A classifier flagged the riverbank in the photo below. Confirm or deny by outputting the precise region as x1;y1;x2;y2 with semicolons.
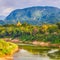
32;41;60;48
0;47;18;60
0;48;18;60
0;39;19;60
3;38;60;48
0;56;13;60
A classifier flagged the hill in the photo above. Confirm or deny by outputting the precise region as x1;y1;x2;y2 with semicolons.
0;20;5;25
5;6;60;25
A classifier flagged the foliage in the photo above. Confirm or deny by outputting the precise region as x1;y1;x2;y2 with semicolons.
0;22;60;44
0;39;18;57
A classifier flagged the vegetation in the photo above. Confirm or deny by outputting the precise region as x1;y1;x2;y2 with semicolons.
0;22;60;44
19;44;51;55
0;39;18;57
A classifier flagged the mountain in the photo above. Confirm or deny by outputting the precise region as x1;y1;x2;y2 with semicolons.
0;20;5;25
5;6;60;25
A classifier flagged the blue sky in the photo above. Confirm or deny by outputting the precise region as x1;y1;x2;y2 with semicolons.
0;0;60;16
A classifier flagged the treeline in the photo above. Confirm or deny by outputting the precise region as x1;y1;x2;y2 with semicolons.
0;22;60;43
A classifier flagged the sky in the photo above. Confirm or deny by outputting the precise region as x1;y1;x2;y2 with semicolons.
0;0;60;16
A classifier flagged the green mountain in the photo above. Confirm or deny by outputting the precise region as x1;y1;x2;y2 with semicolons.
5;6;60;25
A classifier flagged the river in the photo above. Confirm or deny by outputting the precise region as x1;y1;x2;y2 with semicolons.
13;44;60;60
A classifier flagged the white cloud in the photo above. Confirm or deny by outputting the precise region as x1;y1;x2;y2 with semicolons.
2;8;14;16
0;0;60;16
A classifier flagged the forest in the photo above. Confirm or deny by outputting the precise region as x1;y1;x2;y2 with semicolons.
0;22;60;44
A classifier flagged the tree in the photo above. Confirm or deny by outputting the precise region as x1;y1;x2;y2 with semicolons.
56;22;60;29
17;21;22;26
40;24;48;33
48;24;58;33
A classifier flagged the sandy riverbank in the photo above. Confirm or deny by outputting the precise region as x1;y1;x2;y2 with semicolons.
0;56;13;60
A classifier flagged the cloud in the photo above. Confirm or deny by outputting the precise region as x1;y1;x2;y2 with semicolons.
0;0;60;16
1;8;14;16
3;8;13;13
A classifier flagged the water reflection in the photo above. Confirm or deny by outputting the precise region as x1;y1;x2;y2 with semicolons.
48;50;60;60
14;49;50;60
13;45;60;60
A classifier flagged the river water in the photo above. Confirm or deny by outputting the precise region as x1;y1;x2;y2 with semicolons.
13;44;60;60
14;49;50;60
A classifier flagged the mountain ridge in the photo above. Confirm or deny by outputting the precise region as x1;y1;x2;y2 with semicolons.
4;6;60;25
